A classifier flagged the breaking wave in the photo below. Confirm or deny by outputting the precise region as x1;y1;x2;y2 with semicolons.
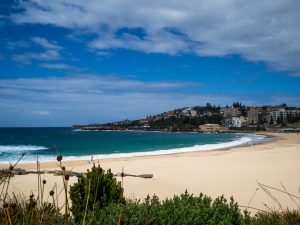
0;145;48;153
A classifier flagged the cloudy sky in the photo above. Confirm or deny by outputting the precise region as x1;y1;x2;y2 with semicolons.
0;0;300;127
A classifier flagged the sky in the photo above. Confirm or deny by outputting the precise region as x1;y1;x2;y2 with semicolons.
0;0;300;127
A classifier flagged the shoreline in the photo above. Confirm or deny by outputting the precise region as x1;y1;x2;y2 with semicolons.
0;132;267;165
2;132;300;214
0;132;275;169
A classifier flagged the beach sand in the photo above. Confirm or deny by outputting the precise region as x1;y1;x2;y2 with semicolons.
1;132;300;213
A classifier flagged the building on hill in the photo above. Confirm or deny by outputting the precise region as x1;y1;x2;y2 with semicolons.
222;107;240;118
260;110;272;124
224;116;244;127
247;107;261;124
199;124;222;132
271;108;287;124
190;109;197;117
178;108;197;118
286;107;299;116
138;119;149;124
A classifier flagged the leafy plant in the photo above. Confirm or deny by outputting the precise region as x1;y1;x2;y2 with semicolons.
70;164;125;223
86;191;251;225
250;210;300;225
0;194;64;225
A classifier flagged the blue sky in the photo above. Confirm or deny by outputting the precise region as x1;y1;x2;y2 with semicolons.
0;0;300;127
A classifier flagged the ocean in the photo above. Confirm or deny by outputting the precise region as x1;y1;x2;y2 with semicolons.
0;127;264;164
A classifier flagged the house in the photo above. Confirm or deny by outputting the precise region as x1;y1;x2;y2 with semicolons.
162;111;176;119
222;107;240;118
199;124;222;132
138;119;149;124
225;117;244;127
190;109;197;117
260;110;272;124
247;107;261;124
271;108;287;124
286;107;299;117
179;108;191;117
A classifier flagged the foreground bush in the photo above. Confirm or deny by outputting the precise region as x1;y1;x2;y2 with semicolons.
250;210;300;225
70;164;125;223
86;191;251;225
0;195;64;225
2;193;300;225
2;161;300;225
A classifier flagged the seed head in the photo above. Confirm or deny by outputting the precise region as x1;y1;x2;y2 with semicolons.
49;190;54;196
61;166;66;171
9;165;13;171
10;203;17;209
31;201;37;208
42;179;46;184
65;174;70;181
97;167;103;174
56;155;62;162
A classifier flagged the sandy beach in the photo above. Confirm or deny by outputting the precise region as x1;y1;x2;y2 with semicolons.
1;132;300;213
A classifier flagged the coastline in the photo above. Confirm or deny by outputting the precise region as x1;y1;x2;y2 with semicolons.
0;132;276;169
0;131;265;164
2;132;300;213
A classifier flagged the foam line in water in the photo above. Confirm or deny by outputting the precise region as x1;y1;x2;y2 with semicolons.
4;136;258;164
0;145;48;153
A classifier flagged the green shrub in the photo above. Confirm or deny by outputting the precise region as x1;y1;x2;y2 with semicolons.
69;164;125;223
0;195;63;225
85;191;250;225
250;210;300;225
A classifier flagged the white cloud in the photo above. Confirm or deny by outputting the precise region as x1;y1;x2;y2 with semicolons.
40;63;73;70
11;0;300;74
0;75;198;95
5;40;30;50
95;51;111;56
31;37;62;50
89;30;191;55
33;110;51;116
11;37;63;64
0;75;299;126
12;50;61;64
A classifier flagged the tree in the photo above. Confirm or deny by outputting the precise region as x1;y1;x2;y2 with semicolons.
206;102;212;109
241;106;247;117
232;102;242;108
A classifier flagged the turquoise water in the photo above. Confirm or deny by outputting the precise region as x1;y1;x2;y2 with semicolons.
0;127;258;163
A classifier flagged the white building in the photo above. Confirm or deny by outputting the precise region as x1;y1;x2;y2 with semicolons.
190;110;197;117
271;108;287;124
232;117;243;127
225;116;244;127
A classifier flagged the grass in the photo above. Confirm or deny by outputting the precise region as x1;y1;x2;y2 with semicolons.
1;152;300;224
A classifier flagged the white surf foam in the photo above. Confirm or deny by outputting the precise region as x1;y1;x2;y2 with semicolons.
0;145;48;153
1;134;267;164
3;135;259;164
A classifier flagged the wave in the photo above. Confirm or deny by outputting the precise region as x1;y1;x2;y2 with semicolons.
0;145;48;154
1;135;260;164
